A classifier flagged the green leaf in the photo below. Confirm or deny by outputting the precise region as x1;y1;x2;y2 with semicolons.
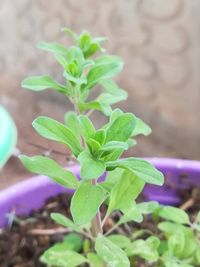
100;141;128;152
105;113;136;142
196;249;200;264
125;236;160;262
21;76;67;93
99;79;127;96
119;202;143;224
78;31;91;52
158;221;180;234
94;130;106;145
83;55;124;91
51;213;81;233
71;181;105;225
158;206;190;225
168;230;185;256
78;151;105;180
109;108;123;124
20;155;78;189
132;117;152;137
63;234;83;252
54;53;68;68
95;234;130;267
106;158;164;186
37;41;68;55
102;148;123;162
87;138;101;154
40;244;87;267
78;115;96;141
64;111;80;138
85;42;101;58
137;201;159;214
100;168;124;192
127;138;137;148
66;47;85;67
65;72;87;85
107;170;145;214
78;99;112;116
32;116;83;157
87;253;105;267
99;80;128;107
107;235;131;249
97;92;127;107
61;28;78;42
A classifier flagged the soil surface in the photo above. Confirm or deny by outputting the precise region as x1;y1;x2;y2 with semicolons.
0;179;199;267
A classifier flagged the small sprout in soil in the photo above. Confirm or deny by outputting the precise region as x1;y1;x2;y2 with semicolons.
20;29;200;267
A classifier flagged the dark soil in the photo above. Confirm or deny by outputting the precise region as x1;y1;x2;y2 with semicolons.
0;181;199;267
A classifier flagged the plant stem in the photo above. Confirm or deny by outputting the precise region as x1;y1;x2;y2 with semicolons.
73;86;80;115
101;212;109;228
90;211;102;237
105;222;121;236
90;179;103;237
72;87;103;237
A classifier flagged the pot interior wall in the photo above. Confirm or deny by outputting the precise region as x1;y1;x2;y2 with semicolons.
0;158;200;227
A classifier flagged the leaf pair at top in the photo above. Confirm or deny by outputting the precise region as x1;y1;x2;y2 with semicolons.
21;29;127;116
62;28;107;58
75;109;151;180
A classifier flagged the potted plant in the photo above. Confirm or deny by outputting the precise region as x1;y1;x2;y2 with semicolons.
0;29;200;267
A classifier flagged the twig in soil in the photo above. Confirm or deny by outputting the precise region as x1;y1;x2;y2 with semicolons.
27;227;71;235
105;220;126;236
27;227;94;241
180;198;194;211
123;223;132;235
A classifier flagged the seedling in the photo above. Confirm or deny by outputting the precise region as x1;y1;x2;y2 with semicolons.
20;29;200;267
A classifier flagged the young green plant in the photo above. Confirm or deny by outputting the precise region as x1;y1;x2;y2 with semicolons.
19;28;187;267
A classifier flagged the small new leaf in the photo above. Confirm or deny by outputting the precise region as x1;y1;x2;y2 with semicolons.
78;151;105;180
83;55;124;91
105;113;136;142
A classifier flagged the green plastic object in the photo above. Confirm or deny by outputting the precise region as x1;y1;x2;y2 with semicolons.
0;106;17;168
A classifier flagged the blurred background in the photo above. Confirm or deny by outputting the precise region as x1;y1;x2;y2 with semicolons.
0;0;200;189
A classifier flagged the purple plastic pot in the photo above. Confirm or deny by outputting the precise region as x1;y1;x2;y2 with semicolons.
0;158;200;227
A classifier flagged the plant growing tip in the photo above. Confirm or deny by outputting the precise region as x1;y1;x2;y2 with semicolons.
20;28;199;267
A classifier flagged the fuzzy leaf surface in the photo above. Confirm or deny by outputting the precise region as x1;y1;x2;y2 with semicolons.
78;151;105;180
106;158;164;186
71;181;105;225
21;76;67;93
33;116;83;157
20;155;78;189
95;234;130;267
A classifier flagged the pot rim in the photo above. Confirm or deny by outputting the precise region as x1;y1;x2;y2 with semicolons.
0;157;200;227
